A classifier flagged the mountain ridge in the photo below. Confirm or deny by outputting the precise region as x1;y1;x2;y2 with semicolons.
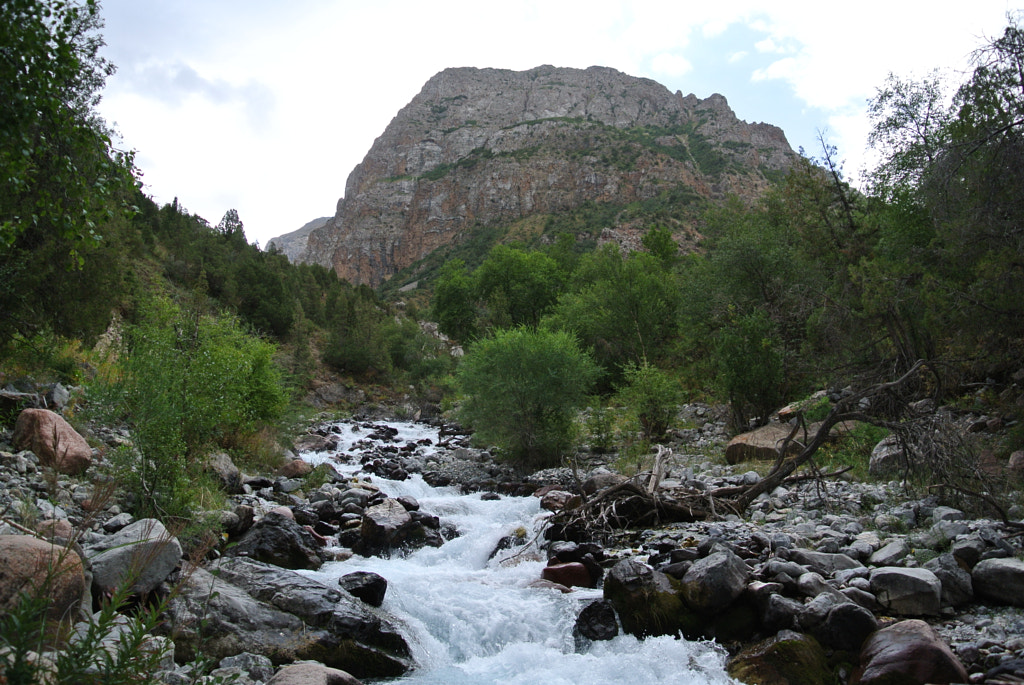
284;65;800;286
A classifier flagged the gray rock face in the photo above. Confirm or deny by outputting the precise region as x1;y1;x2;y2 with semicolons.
603;558;690;638
972;557;1024;607
680;550;750;613
226;511;324;570
923;553;974;608
300;65;798;286
87;518;182;595
869;567;942;616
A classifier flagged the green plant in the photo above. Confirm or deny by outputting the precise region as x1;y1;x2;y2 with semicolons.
88;298;287;526
456;327;600;468
583;399;616;454
615;362;682;443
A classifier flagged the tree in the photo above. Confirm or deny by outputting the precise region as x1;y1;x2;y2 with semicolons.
431;258;478;342
614;362;682;443
456;327;600;467
473;244;562;330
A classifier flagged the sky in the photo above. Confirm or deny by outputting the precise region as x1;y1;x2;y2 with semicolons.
95;0;1019;248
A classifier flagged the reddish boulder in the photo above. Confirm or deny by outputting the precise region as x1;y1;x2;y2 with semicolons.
278;458;314;479
542;562;595;589
0;535;86;621
12;408;92;474
852;619;968;685
265;662;364;685
725;423;799;465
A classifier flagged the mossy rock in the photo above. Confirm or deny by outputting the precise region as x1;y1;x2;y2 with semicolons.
727;630;835;685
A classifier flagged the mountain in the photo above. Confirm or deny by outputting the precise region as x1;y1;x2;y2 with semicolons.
266;216;330;262
298;65;799;286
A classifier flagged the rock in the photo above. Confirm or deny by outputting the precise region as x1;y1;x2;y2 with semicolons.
357;497;442;555
541;562;595;589
87;518;182;595
207;451;243;494
36;517;74;541
784;548;863;576
725;423;800;465
869;567;942;617
339;571;388;608
868;435;905;477
972;557;1024;607
219;653;275;682
226;511;324;570
851;619;968;685
0;535;85;621
581;471;627;496
869;539;909;566
574;599;619;642
1008;449;1024;473
727;630;832;685
102;512;134;533
603;558;694;638
951;535;987;569
539;489;577;512
265;662;363;685
279;459;314;479
12;408;92;474
923;553;974;608
810;601;878;652
679;550;750;613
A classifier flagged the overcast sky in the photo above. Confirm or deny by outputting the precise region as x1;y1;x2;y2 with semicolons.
96;1;1018;247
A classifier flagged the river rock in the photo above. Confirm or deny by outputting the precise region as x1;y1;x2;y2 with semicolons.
227;511;324;570
679;550;749;613
279;458;314;479
869;567;941;616
922;553;974;608
265;662;364;685
12;408;92;474
784;548;863;576
851;619;968;685
972;557;1024;607
868;539;909;566
339;571;388;607
574;599;619;642
87;518;182;595
0;535;85;621
604;558;694;638
727;630;832;685
868;435;905;477
206;451;243;494
542;562;595;589
810;600;878;652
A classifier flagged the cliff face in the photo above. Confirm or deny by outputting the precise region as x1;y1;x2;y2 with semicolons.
300;65;798;286
266;216;329;262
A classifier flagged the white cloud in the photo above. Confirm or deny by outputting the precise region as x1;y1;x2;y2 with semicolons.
651;53;694;77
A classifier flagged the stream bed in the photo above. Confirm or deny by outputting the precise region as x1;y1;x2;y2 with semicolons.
299;419;735;684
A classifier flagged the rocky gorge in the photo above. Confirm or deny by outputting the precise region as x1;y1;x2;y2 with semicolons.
1;385;1024;684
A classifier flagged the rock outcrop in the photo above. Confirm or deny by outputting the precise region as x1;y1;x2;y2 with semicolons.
298;65;798;286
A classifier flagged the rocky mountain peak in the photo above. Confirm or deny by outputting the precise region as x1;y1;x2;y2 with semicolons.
297;65;799;286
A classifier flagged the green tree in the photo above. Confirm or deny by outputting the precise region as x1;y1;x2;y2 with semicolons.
715;308;786;430
614;362;682;443
474;244;562;330
456;327;600;467
431;258;478;342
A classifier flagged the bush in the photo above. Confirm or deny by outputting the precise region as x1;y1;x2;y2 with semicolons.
456;327;600;468
90;298;287;525
615;362;682;443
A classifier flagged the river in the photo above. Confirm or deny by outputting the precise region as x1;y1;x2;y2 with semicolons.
299;419;735;684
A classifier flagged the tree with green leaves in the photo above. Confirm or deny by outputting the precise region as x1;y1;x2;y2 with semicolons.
473;244;562;330
456;327;600;467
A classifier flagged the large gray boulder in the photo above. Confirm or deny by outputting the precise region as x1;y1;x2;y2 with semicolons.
603;559;695;638
265;662;363;685
923;553;974;608
86;518;182;595
679;550;749;613
785;548;863;576
972;557;1024;607
226;511;324;570
869;567;941;616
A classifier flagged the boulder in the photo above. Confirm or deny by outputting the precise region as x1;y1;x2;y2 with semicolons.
725;423;799;465
574;599;618;642
727;631;832;685
868;539;909;566
809;601;878;653
12;408;92;474
542;562;595;589
972;557;1024;607
226;511;324;570
851;619;968;685
218;653;275;682
357;497;443;555
679;550;749;613
923;553;974;608
869;567;941;617
278;459;314;479
86;518;182;595
0;535;85;621
785;548;863;576
339;572;388;608
868;435;905;477
206;451;243;494
603;558;695;638
265;663;364;685
539;489;577;512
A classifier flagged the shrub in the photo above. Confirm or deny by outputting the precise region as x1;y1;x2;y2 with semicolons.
456;327;600;468
615;362;682;443
90;298;287;525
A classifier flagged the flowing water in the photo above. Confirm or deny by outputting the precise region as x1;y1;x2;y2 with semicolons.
299;420;735;684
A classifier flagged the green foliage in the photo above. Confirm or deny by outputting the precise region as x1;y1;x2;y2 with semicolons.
813;422;890;481
90;298;287;524
431;258;478;342
714;308;786;430
473;244;562;330
614;362;682;443
456;327;600;467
